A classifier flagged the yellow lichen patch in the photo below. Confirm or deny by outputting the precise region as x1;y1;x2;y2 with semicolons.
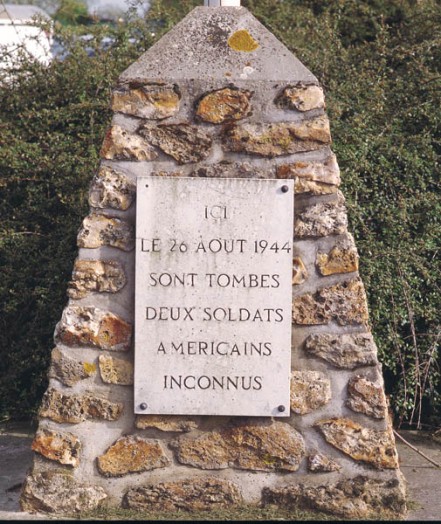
228;30;259;52
83;362;96;375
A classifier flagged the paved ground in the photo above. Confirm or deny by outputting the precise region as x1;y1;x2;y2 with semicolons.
0;421;440;521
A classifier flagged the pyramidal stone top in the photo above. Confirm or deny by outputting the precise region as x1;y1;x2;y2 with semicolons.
120;6;317;84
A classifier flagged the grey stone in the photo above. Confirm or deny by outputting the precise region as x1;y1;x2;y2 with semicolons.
347;375;388;419
290;371;331;414
295;192;347;238
48;347;96;387
77;213;135;251
89;165;136;211
67;259;126;299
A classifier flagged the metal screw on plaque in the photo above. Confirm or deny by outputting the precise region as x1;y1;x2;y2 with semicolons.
139;403;148;410
278;405;286;412
281;185;289;193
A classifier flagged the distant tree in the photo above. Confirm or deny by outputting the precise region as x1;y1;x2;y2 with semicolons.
54;0;92;25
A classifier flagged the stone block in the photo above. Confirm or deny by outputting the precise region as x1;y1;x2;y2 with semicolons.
135;415;199;432
89;165;135;211
294;192;347;238
196;87;251;123
39;388;123;424
100;125;158;161
97;436;169;477
171;421;305;472
138;123;212;164
290;370;331;414
48;347;96;387
307;453;341;472
98;354;133;385
222;116;331;157
111;83;180;119
32;428;81;467
315;418;399;469
292;257;307;285
347;376;387;419
292;278;369;326
20;471;107;514
294;179;337;195
55;306;132;351
277;84;325;112
191;161;271;179
262;475;406;519
316;235;359;276
276;153;340;185
77;213;135;252
304;332;378;369
123;477;242;511
67;260;126;299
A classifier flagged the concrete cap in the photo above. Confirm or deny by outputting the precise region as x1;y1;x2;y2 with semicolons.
119;6;317;84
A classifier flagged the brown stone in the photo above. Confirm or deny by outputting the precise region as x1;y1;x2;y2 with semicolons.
20;471;107;514
316;235;359;276
111;83;180;119
277;85;325;112
98;354;133;385
308;453;341;472
32;428;81;467
196;88;251;123
55;306;132;351
171;421;305;472
100;125;158;161
136;415;199;432
304;332;378;369
89;165;135;211
191;161;271;179
315;418;399;469
290;370;331;414
294;192;347;238
276;153;340;185
77;213;134;252
292;278;369;326
294;179;337;195
48;347;96;387
39;388;123;424
262;475;406;519
97;436;169;477
123;477;242;511
138;123;212;164
222;117;331;157
67;260;126;299
292;257;308;285
347;376;387;419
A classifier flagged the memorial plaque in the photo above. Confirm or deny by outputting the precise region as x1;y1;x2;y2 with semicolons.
134;177;294;416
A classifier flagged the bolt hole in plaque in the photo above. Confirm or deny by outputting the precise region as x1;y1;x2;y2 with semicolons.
135;178;294;417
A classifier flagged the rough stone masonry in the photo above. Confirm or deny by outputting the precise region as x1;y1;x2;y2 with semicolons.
20;6;407;519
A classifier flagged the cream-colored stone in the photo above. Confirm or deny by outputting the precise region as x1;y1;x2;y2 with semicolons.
111;84;180;119
77;213;134;251
196;88;251;123
39;388;123;424
278;85;325;112
67;260;126;299
135;415;199;432
55;306;132;351
294;178;337;195
100;125;157;161
138;123;212;164
290;370;331;414
292;278;369;326
316;235;359;276
292;256;308;285
347;376;387;419
98;354;133;385
32;428;81;467
304;332;378;368
97;436;169;477
295;192;347;238
171;421;305;472
315;418;399;469
89;165;135;211
123;477;242;511
48;347;96;387
222;116;331;157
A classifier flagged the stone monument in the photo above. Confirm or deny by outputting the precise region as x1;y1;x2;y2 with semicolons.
20;4;407;518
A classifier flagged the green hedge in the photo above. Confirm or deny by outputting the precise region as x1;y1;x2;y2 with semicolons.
0;0;439;427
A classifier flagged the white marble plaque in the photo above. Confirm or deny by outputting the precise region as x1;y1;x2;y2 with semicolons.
134;177;294;416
